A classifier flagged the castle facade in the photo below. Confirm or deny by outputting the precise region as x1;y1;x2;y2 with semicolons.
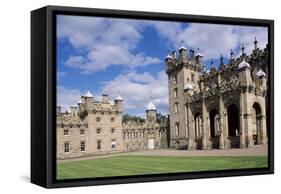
165;39;268;150
57;38;268;159
56;92;168;159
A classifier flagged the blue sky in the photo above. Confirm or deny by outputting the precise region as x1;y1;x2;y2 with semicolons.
57;15;268;117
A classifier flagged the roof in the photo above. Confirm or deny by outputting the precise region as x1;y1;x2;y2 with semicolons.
195;52;203;57
237;58;250;69
184;83;194;90
84;90;93;98
146;100;156;110
256;69;266;77
165;54;173;60
178;41;187;51
179;45;187;51
116;94;123;101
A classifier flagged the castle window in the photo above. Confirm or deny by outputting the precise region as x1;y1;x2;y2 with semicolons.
80;129;85;135
175;123;179;136
97;140;101;150
191;74;195;82
173;88;178;98
96;117;101;122
80;141;86;152
111;128;115;133
64;142;70;153
174;103;179;113
111;140;116;149
63;129;69;136
173;75;177;84
187;77;190;82
97;128;101;134
111;117;115;122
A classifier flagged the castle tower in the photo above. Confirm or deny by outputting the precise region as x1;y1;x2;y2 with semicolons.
146;98;157;122
166;42;203;149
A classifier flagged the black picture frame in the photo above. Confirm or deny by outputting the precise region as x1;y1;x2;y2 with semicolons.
31;5;274;188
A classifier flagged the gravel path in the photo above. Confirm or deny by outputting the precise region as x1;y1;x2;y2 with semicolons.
58;145;267;164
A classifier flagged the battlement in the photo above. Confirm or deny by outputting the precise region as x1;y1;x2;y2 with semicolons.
166;39;268;75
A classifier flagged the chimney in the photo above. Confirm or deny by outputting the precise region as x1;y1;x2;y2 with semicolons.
101;94;109;103
70;106;78;117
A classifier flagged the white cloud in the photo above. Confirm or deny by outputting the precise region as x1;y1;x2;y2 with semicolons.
57;86;82;111
58;15;161;73
150;22;268;61
101;71;169;116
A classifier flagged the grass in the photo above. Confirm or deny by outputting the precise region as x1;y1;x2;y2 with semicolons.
57;155;268;180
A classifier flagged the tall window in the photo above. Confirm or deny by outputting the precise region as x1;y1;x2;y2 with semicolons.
97;128;101;134
80;141;86;152
111;128;115;133
97;140;101;150
191;74;195;82
96;117;101;122
80;129;85;135
111;117;115;122
111;140;116;149
64;142;70;153
173;88;178;98
174;103;179;113
175;123;179;136
173;75;177;84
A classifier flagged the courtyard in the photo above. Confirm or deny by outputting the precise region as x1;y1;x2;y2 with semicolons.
57;145;268;180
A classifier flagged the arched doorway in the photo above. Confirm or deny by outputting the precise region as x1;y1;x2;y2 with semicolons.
227;104;240;148
252;102;262;145
194;113;202;149
209;109;219;149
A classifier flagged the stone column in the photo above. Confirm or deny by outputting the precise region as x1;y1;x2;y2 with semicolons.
239;90;246;148
218;93;226;149
224;111;230;148
187;102;196;150
260;115;267;144
244;89;254;147
202;98;211;149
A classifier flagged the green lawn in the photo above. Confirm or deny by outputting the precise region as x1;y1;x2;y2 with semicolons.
57;155;267;180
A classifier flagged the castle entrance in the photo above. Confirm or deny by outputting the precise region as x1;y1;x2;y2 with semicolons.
227;104;240;148
209;109;219;149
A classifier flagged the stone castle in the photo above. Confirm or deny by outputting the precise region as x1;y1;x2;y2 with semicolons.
57;38;268;159
165;38;268;150
56;92;168;159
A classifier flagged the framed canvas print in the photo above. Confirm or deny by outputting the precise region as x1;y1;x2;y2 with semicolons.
31;5;274;188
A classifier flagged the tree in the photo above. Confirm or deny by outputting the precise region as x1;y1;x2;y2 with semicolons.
122;113;145;123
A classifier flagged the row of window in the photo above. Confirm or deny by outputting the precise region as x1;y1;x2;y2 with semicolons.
63;141;86;153
96;117;115;122
173;74;195;84
63;128;117;136
64;129;85;136
123;131;162;140
97;128;116;134
63;140;116;153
